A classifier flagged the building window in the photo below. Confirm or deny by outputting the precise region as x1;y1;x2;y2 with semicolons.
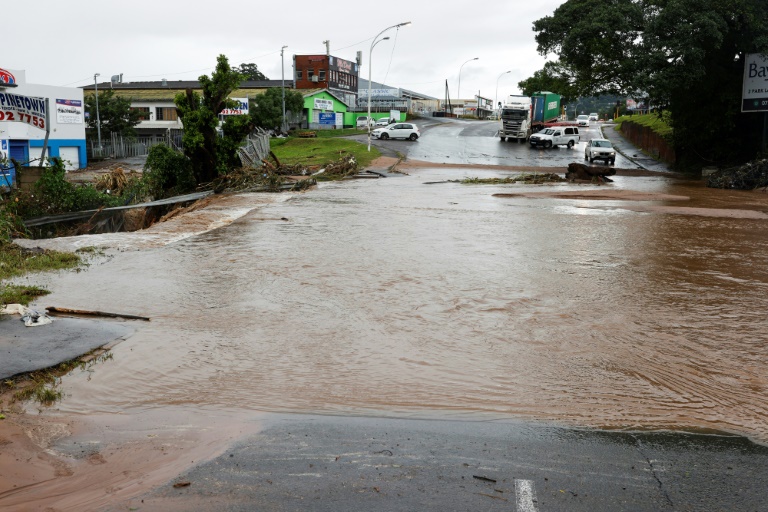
319;70;326;81
131;107;150;121
156;107;178;121
308;68;315;78
296;69;303;80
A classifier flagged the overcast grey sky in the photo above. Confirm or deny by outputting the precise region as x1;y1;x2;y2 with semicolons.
7;0;564;102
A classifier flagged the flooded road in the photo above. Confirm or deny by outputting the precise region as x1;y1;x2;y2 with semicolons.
30;166;768;445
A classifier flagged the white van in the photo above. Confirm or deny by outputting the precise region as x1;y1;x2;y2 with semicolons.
356;116;373;128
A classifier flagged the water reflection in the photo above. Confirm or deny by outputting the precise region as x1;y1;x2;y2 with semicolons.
42;169;768;442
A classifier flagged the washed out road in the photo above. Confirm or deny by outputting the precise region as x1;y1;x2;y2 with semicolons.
3;118;768;511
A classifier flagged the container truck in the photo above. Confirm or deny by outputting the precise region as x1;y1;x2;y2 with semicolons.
499;95;532;143
498;92;562;142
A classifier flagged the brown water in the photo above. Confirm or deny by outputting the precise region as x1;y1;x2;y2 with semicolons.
31;169;768;443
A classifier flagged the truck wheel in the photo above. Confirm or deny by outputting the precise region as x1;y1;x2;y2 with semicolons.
500;137;506;142
567;140;574;149
519;138;525;144
609;159;615;165
544;141;552;149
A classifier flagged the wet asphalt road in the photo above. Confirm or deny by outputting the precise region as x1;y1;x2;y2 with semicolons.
127;414;768;512
367;117;635;169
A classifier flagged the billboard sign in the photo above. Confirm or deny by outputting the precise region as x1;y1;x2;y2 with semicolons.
327;56;358;93
221;98;249;116
318;112;335;125
56;99;83;124
0;92;47;129
742;53;768;112
313;98;334;111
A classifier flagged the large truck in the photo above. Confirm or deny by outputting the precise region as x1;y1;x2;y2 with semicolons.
499;95;532;143
498;92;562;143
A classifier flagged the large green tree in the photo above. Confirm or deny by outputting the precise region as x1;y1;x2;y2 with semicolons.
517;61;577;105
250;88;304;131
235;63;268;81
531;0;768;169
175;55;252;184
84;90;144;137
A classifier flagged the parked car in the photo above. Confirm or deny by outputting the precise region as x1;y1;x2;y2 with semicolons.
372;123;420;141
588;113;598;121
584;138;616;164
577;115;590;126
356;116;374;128
529;126;580;148
374;118;391;127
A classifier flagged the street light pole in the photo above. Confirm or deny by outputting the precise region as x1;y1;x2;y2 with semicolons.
457;57;478;105
495;70;511;114
281;45;288;133
368;21;411;152
93;73;102;152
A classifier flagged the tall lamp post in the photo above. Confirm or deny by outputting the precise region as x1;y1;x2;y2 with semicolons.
367;21;411;152
495;70;511;114
93;73;102;152
281;45;288;133
457;57;478;104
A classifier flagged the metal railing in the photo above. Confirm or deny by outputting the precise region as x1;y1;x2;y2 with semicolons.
88;131;183;160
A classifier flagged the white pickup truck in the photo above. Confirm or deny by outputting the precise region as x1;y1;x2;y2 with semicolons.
528;126;580;148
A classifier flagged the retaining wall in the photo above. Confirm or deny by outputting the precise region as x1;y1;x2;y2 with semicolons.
619;121;676;164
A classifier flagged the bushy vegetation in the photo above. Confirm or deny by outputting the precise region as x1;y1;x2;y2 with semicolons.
614;112;673;142
143;144;197;198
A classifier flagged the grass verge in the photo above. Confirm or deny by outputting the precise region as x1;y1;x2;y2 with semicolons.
614;112;673;141
1;349;114;407
0;242;88;306
271;137;380;169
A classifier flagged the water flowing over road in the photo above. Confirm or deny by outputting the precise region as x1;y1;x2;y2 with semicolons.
32;164;768;444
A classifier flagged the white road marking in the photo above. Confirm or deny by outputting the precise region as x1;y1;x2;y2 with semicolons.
515;479;538;512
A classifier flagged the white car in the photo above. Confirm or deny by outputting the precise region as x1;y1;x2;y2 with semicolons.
356;116;373;128
372;123;420;141
374;118;391;127
529;126;580;148
584;138;616;165
577;115;590;126
588;113;598;121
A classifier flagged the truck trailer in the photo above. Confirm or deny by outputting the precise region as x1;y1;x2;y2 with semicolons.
499;92;562;142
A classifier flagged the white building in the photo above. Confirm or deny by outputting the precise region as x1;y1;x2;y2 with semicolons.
0;68;87;186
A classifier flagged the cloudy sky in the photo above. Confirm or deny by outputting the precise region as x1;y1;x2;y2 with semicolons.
7;0;565;102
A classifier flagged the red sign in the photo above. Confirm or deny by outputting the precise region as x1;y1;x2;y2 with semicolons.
0;68;16;86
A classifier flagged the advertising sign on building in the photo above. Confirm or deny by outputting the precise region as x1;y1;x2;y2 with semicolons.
314;98;334;111
328;56;358;93
0;68;17;86
221;98;249;116
318;112;335;125
56;99;83;124
742;53;768;112
0;91;47;129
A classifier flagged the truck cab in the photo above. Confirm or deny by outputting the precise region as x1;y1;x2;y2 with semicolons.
499;96;532;143
528;126;580;148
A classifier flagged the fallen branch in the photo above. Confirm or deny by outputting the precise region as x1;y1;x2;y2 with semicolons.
46;306;150;321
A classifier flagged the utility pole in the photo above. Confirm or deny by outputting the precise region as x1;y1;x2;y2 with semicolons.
281;46;288;133
323;40;330;56
94;73;102;152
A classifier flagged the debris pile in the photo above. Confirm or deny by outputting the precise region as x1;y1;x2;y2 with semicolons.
94;168;131;194
707;159;768;190
460;174;565;185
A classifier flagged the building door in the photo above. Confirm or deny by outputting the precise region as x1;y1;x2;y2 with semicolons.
59;147;80;170
3;140;29;188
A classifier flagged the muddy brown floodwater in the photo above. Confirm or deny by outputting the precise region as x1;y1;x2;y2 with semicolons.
4;163;768;507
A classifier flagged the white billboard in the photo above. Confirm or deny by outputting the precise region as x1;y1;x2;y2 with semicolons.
742;53;768;112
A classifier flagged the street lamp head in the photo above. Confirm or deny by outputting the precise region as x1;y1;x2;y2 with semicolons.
397;21;412;28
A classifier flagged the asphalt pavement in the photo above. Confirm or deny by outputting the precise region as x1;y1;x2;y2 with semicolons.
599;122;672;173
122;414;768;511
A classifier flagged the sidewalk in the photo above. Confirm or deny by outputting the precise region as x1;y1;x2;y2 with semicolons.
600;122;673;173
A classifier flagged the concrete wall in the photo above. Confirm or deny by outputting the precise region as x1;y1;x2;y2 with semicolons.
619;121;676;164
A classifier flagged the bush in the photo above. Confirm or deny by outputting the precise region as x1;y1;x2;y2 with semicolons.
143;145;196;198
